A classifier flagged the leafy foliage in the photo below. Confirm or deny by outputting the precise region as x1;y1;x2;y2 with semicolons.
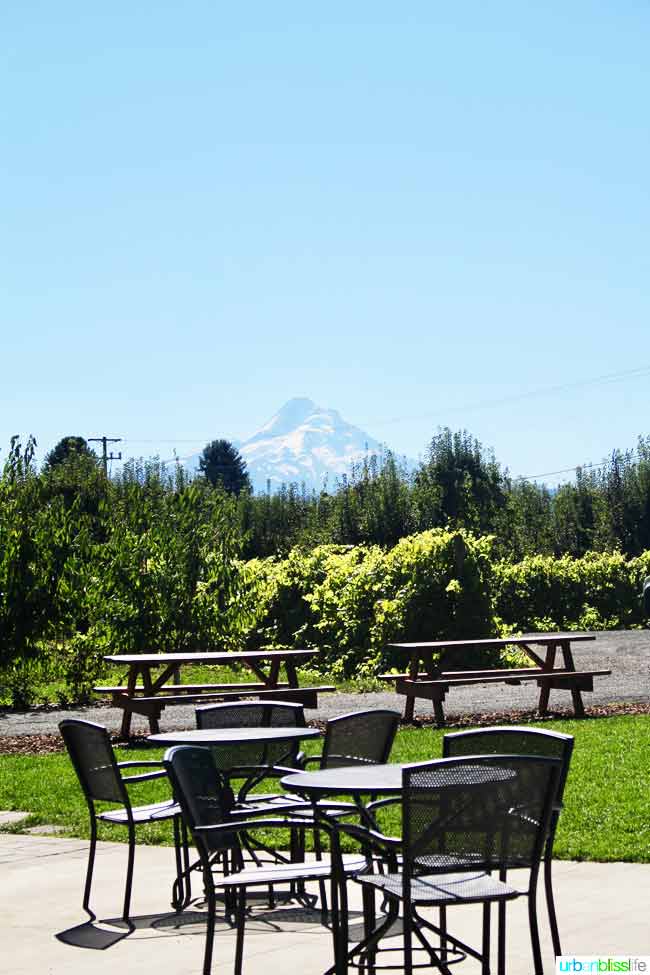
245;530;498;678
43;435;97;470
3;426;650;706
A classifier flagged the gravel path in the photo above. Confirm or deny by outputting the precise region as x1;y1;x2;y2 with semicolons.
1;629;648;738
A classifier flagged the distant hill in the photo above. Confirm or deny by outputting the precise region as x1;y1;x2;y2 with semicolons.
183;397;406;492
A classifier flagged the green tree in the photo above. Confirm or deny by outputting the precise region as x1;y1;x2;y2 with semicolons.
199;439;251;495
43;436;97;470
415;429;507;534
495;479;554;559
0;437;78;705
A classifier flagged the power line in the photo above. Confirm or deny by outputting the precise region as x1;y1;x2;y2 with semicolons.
518;446;644;482
118;363;650;446
517;460;606;481
366;364;650;429
107;364;650;483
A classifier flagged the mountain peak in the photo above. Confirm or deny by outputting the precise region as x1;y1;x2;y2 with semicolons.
239;398;386;491
248;397;319;442
180;398;407;493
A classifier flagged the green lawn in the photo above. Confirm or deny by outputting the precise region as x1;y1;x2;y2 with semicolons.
1;714;649;862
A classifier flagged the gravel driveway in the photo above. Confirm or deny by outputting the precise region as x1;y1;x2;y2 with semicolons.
1;629;648;738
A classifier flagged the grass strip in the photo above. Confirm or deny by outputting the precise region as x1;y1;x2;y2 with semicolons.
1;714;649;862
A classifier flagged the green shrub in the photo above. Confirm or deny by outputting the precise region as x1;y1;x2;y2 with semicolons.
244;530;498;678
494;550;646;631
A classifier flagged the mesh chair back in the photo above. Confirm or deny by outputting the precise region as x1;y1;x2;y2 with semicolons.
164;745;235;855
59;719;127;805
402;755;560;878
321;710;400;769
196;701;268;730
442;727;574;805
266;702;307;728
195;701;306;775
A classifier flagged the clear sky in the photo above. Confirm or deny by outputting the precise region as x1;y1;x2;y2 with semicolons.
3;2;649;483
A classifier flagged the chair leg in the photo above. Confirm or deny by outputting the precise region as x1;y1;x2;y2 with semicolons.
528;880;544;975
234;887;246;975
362;886;377;975
122;821;136;926
203;869;217;975
544;853;562;957
498;867;507;975
82;815;97;921
482;903;491;975
498;901;506;975
403;907;414;975
172;815;191;911
314;826;329;921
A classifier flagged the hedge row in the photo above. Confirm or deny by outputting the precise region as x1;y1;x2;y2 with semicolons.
242;531;650;678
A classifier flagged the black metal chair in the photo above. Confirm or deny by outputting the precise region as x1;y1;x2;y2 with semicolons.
59;718;189;926
195;700;307;798
163;744;367;975
305;708;400;771
195;700;313;903
442;726;574;958
350;754;561;975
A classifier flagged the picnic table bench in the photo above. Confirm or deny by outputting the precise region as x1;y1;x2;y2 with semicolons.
380;633;610;726
95;649;334;737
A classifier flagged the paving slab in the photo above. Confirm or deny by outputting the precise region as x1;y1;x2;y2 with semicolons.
0;810;29;825
1;833;649;975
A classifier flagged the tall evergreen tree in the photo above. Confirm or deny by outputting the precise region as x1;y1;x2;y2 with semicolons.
43;436;96;470
199;439;251;495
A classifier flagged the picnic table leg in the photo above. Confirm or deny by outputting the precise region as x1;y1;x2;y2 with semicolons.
141;666;161;734
537;645;556;715
560;641;586;718
272;658;283;686
432;697;446;728
423;650;445;727
404;695;415;723
403;650;421;722
119;665;139;738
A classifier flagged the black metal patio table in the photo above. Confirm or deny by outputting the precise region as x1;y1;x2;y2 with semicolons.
281;761;511;808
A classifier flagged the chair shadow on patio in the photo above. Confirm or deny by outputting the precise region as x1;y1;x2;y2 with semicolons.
55;903;365;950
55;908;208;950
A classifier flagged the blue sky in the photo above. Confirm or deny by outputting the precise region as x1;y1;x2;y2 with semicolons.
3;2;649;483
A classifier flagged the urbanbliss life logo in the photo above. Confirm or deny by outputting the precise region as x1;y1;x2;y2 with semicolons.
557;959;649;973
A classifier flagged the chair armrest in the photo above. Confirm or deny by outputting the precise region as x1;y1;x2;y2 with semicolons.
336;821;402;851
117;760;164;769
229;763;306;779
195;813;337;836
365;796;402;814
122;769;168;784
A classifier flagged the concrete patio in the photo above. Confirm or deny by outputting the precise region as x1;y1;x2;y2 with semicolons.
1;832;648;974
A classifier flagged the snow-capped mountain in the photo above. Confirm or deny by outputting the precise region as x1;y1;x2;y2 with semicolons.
183;398;395;493
240;398;387;492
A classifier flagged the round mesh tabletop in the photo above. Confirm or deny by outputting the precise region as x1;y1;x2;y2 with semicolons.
281;762;514;798
148;727;321;746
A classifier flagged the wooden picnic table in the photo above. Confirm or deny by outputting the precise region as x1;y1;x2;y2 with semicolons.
96;649;334;738
381;633;610;725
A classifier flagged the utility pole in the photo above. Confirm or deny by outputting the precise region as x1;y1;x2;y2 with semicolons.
88;436;122;476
